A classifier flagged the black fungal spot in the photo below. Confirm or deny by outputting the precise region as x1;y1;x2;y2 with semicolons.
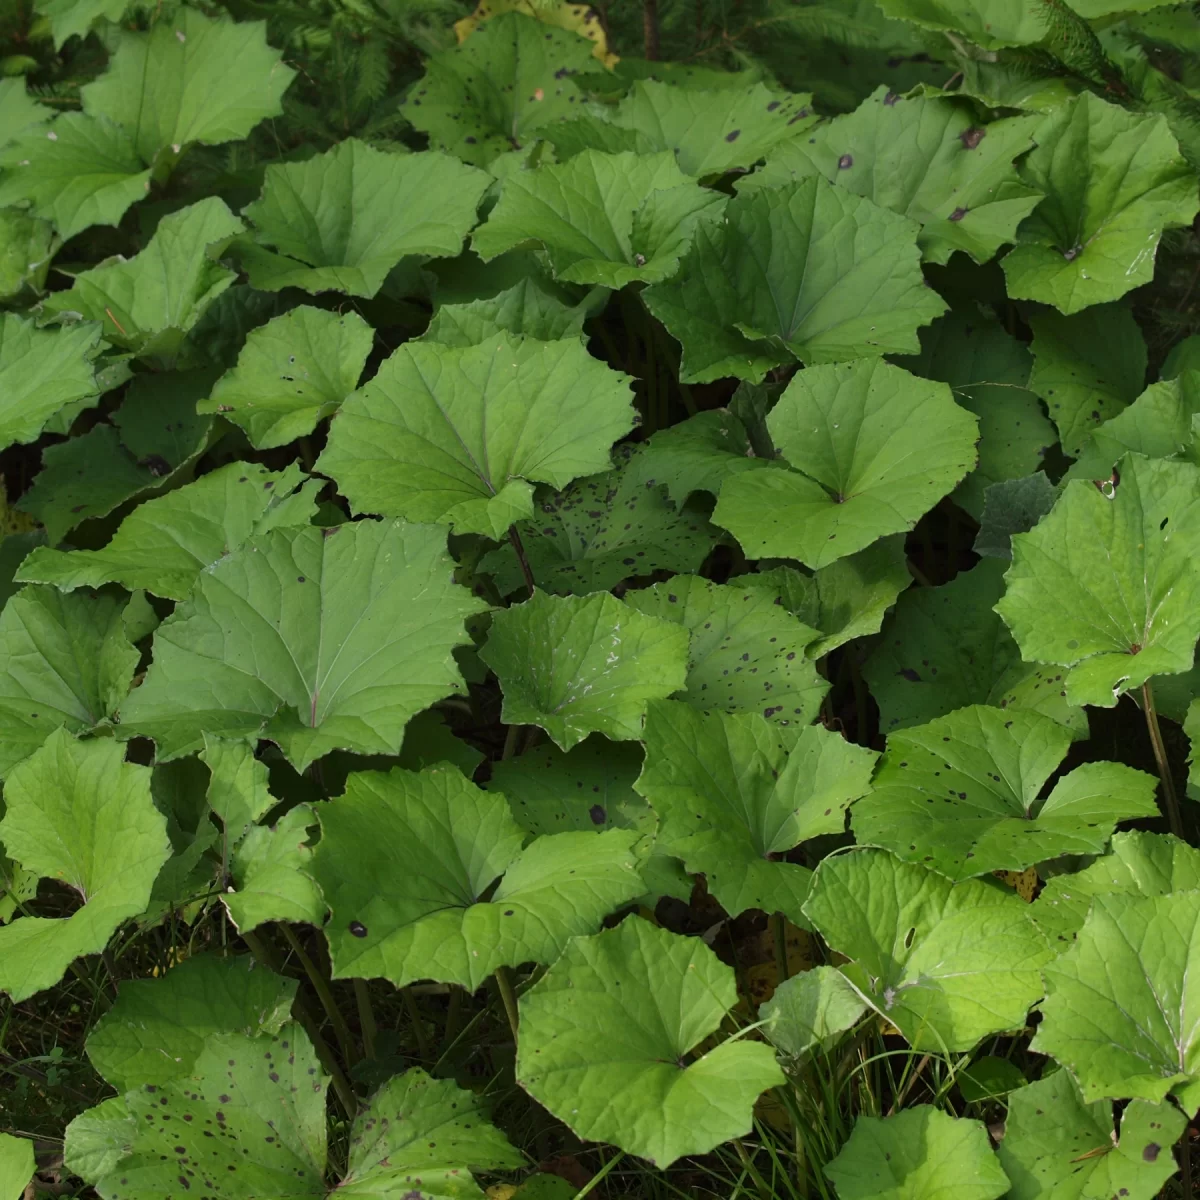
949;206;968;221
838;153;853;169
898;667;921;682
589;804;606;824
349;920;368;938
725;129;741;142
139;454;171;477
1144;1144;1160;1162
959;127;984;149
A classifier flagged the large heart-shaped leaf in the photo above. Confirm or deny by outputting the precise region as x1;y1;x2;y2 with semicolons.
852;705;1158;879
635;701;877;922
0;731;170;1002
623;576;828;729
713;359;977;568
0;314;101;452
998;1068;1185;1200
316;332;635;538
41;197;244;364
16;462;316;600
201;307;374;450
79;7;294;164
1033;890;1200;1113
0;586;140;777
480;590;689;749
996;453;1200;707
803;848;1052;1051
1001;93;1199;314
643;177;946;383
85;954;297;1090
516;918;784;1167
237;140;490;298
120;520;487;769
745;87;1040;265
473;150;724;287
310;763;642;989
402;11;598;167
479;444;716;595
0;113;151;242
825;1106;1010;1200
863;559;1087;735
545;80;816;177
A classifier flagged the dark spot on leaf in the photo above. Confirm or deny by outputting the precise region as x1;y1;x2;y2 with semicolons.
838;154;853;169
725;129;740;142
949;206;967;221
349;921;368;938
959;127;984;149
1144;1144;1160;1162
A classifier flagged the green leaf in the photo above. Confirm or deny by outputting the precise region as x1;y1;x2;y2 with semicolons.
1033;890;1200;1112
473;150;724;287
63;1097;136;1185
85;954;297;1090
629;408;768;506
636;701;877;922
1027;302;1147;457
0;1134;34;1200
1031;830;1200;946
644;177;946;383
479;444;717;596
202;735;274;846
120;520;488;770
33;0;127;50
516;917;784;1167
996;453;1200;707
311;763;642;989
732;537;912;658
713;359;977;568
803;849;1051;1051
237;140;490;298
546;80;816;177
974;473;1059;560
1002;93;1199;314
16;462;316;601
852;705;1157;879
825;1106;1010;1200
0;80;51;145
862;558;1088;734
0;313;101;452
0;731;169;1002
402;12;598;167
337;1068;522;1195
480;590;689;749
0;113;151;242
316;332;634;539
762;965;869;1058
201;307;374;450
956;1055;1027;1102
223;805;324;933
998;1068;1184;1200
423;278;599;347
894;306;1053;518
0;207;54;302
80;8;294;164
623;576;828;730
745;87;1040;266
873;0;1047;47
41;197;244;365
0;586;140;778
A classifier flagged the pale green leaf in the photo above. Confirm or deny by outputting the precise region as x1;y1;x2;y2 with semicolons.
0;207;54;302
746;87;1040;265
237;139;490;298
316;332;634;539
852;705;1157;879
803;849;1052;1051
874;0;1047;47
974;473;1059;560
480;590;689;749
85;954;297;1090
713;359;977;568
423;278;599;347
761;965;869;1058
0;314;100;452
80;8;294;164
0;731;169;1002
996;453;1200;707
635;701;877;922
202;307;374;450
311;763;642;989
516;918;785;1167
825;1106;1010;1200
1002;93;1199;314
63;1097;136;1185
999;1068;1184;1200
223;805;324;934
0;80;52;146
623;576;828;730
474;150;724;287
0;1134;34;1200
120;520;488;770
33;0;127;50
644;177;946;383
